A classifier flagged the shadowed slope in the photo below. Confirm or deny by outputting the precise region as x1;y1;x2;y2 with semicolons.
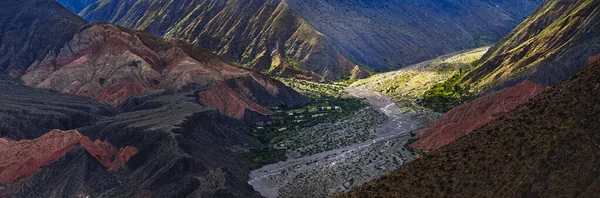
0;0;86;76
0;75;117;140
61;0;541;79
346;60;600;197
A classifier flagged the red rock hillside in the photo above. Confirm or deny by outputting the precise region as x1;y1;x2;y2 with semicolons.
19;23;306;118
0;129;137;184
589;53;600;65
412;80;544;151
198;83;273;119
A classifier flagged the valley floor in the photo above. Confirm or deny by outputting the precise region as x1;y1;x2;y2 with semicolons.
248;86;420;198
248;47;491;197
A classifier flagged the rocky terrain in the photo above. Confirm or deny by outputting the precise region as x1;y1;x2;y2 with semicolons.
249;86;422;198
0;129;137;184
351;47;490;128
0;0;308;197
59;0;540;80
0;75;117;140
0;0;86;76
462;0;600;91
344;59;600;197
411;80;544;151
281;106;383;159
20;22;308;113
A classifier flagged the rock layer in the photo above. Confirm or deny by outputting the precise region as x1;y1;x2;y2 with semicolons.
412;81;544;151
0;129;137;184
198;83;273;119
20;23;308;118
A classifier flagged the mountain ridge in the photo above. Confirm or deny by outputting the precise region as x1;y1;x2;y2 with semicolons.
59;0;542;80
462;0;600;91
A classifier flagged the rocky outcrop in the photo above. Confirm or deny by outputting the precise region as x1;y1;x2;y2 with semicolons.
345;60;600;197
4;146;123;198
79;88;264;198
0;0;86;76
463;0;600;91
412;81;544;151
61;0;540;79
350;66;370;80
0;129;137;184
198;83;273;119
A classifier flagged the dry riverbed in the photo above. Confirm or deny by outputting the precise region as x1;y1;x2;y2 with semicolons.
248;87;421;198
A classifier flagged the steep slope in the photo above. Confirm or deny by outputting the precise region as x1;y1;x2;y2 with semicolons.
0;74;264;198
0;129;137;184
79;87;264;198
0;0;86;76
0;75;117;140
1;1;306;197
462;0;600;90
7;146;122;198
56;0;96;14
411;81;544;151
345;60;600;197
60;0;541;79
21;23;308;114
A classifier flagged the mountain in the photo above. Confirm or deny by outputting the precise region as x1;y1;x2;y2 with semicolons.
56;0;96;13
0;0;86;76
462;0;600;91
0;0;309;197
20;22;307;113
411;80;544;151
58;0;542;80
344;59;600;197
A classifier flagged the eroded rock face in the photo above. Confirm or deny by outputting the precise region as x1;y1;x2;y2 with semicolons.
412;81;544;151
0;129;137;184
198;83;273;119
350;65;370;80
21;24;225;105
20;23;308;118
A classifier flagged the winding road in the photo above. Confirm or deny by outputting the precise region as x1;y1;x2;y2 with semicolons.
248;87;420;198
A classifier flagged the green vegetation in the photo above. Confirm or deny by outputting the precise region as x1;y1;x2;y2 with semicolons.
245;78;372;167
419;71;474;113
279;78;348;98
246;97;368;167
245;148;287;169
351;47;487;118
286;57;305;71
